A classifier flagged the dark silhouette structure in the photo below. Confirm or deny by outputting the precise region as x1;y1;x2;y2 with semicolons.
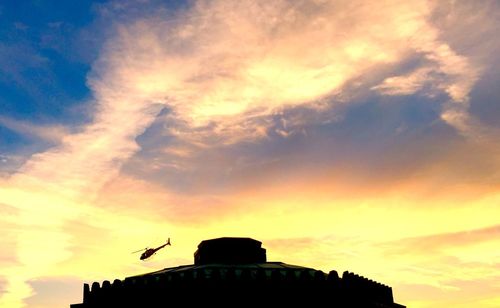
71;237;405;307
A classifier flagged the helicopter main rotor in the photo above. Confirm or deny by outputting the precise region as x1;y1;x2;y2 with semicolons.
131;248;148;254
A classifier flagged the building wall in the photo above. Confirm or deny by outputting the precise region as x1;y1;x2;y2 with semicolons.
71;269;405;308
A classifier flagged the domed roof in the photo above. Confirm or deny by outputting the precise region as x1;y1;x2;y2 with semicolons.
194;237;266;265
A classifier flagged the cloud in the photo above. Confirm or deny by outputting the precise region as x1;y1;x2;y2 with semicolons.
0;116;71;144
391;257;500;308
260;229;500;308
100;0;495;200
266;227;500;308
85;0;491;201
122;94;500;203
9;90;164;198
94;0;452;139
371;67;435;96
0;277;6;297
371;40;480;138
369;1;500;141
0;42;52;103
397;273;500;304
0;204;19;268
0;42;48;78
25;277;82;308
7;0;488;197
385;224;500;256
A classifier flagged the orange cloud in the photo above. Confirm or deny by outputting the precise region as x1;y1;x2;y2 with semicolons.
98;0;472;141
384;224;500;256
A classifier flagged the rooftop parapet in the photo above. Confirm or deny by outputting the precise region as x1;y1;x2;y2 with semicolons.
194;237;266;265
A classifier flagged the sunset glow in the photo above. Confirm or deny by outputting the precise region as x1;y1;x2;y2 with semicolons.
1;1;500;307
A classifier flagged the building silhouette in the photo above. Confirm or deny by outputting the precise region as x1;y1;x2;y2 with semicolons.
71;237;406;307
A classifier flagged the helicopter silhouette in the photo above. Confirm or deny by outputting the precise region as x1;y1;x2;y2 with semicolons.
132;238;171;260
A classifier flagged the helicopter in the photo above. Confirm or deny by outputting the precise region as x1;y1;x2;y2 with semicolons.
132;238;171;260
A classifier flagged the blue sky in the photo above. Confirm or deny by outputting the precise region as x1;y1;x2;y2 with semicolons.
0;1;97;160
1;1;500;308
0;1;95;115
0;0;192;162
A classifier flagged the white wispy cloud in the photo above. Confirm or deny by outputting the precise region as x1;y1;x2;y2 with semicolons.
93;0;442;143
371;0;496;140
371;67;435;96
0;116;71;144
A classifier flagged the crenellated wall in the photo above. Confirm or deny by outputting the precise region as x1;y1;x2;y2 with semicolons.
72;267;405;308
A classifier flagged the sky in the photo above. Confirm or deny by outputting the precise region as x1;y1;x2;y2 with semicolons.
0;0;499;307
